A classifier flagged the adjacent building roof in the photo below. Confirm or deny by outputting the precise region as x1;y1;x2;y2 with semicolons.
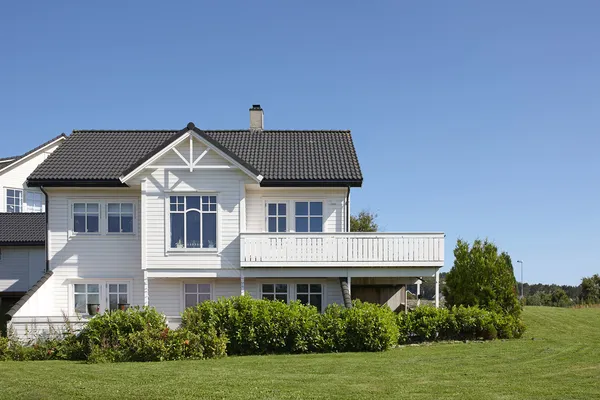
27;124;363;187
5;271;52;319
0;134;67;174
0;213;46;246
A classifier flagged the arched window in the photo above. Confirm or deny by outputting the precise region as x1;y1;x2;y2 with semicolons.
170;195;217;249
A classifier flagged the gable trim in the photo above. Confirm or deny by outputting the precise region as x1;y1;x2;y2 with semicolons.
120;124;263;184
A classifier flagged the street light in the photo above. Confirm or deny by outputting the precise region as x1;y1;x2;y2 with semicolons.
516;260;524;299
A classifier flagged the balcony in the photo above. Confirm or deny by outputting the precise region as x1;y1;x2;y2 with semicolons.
240;232;444;268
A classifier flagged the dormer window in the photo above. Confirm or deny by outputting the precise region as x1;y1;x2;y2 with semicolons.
169;195;217;249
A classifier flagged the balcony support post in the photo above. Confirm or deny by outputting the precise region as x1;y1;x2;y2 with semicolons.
435;269;440;308
417;281;421;307
240;270;245;296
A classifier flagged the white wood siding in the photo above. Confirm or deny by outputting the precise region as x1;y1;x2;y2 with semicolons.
0;247;44;292
21;188;145;318
0;142;61;212
245;187;347;233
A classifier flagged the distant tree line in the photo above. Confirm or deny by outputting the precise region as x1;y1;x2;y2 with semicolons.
522;274;600;307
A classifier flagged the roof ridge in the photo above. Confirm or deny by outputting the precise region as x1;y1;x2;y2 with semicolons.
72;129;351;133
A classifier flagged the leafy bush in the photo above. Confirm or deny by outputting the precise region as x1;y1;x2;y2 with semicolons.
397;305;525;344
398;306;455;343
342;300;399;352
182;296;324;355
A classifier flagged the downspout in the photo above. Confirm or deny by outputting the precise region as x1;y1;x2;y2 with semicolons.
345;186;351;232
39;186;50;272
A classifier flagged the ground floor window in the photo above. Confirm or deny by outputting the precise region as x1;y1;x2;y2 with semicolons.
73;281;129;315
296;284;323;312
74;283;101;314
184;283;212;308
262;283;288;302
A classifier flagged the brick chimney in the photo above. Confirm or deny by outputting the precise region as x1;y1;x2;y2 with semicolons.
249;104;264;130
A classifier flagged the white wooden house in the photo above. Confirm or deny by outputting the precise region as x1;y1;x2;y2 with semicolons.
6;106;444;337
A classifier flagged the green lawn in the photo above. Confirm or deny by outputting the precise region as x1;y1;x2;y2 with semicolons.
1;307;599;400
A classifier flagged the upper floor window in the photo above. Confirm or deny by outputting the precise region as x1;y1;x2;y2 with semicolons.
170;195;217;249
107;203;134;233
295;201;323;232
6;189;22;213
267;203;287;232
26;191;43;212
73;203;100;233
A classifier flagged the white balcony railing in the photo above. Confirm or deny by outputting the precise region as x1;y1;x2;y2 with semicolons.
240;232;444;268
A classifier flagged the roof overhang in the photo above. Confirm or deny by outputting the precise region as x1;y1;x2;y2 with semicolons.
0;241;45;246
119;124;263;184
259;179;363;188
27;179;127;187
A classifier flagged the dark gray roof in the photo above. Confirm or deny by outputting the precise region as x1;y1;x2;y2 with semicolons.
28;124;362;187
0;134;67;173
0;213;46;245
6;271;52;319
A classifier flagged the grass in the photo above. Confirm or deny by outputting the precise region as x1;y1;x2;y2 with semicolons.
1;307;599;400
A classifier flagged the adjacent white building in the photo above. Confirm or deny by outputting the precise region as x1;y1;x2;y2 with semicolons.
6;106;444;337
0;135;66;333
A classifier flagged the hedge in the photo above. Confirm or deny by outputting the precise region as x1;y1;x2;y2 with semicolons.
1;297;525;362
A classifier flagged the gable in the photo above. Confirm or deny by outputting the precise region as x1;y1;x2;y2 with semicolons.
120;129;262;184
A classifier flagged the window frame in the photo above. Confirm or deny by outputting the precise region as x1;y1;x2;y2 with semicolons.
182;282;213;310
25;191;44;212
260;283;289;303
294;200;324;233
265;201;288;233
68;199;138;237
165;192;219;253
5;188;23;213
72;202;101;234
106;202;136;234
296;283;324;313
69;279;132;316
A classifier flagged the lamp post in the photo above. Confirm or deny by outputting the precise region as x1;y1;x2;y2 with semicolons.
516;260;524;299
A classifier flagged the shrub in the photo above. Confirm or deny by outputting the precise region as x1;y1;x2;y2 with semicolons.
182;296;323;355
0;337;8;361
397;305;525;344
398;306;456;343
342;300;398;352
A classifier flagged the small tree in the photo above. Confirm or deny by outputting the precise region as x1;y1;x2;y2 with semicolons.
350;210;378;232
580;274;600;304
443;239;521;318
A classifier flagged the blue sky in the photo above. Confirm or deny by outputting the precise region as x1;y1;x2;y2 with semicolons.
1;1;599;285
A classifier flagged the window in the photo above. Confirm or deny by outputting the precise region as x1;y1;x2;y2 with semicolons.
297;284;323;312
184;283;212;308
262;283;288;302
295;201;323;232
73;203;100;233
107;203;134;233
74;282;130;315
74;283;100;314
26;191;43;212
6;189;22;213
170;195;217;249
267;202;287;232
